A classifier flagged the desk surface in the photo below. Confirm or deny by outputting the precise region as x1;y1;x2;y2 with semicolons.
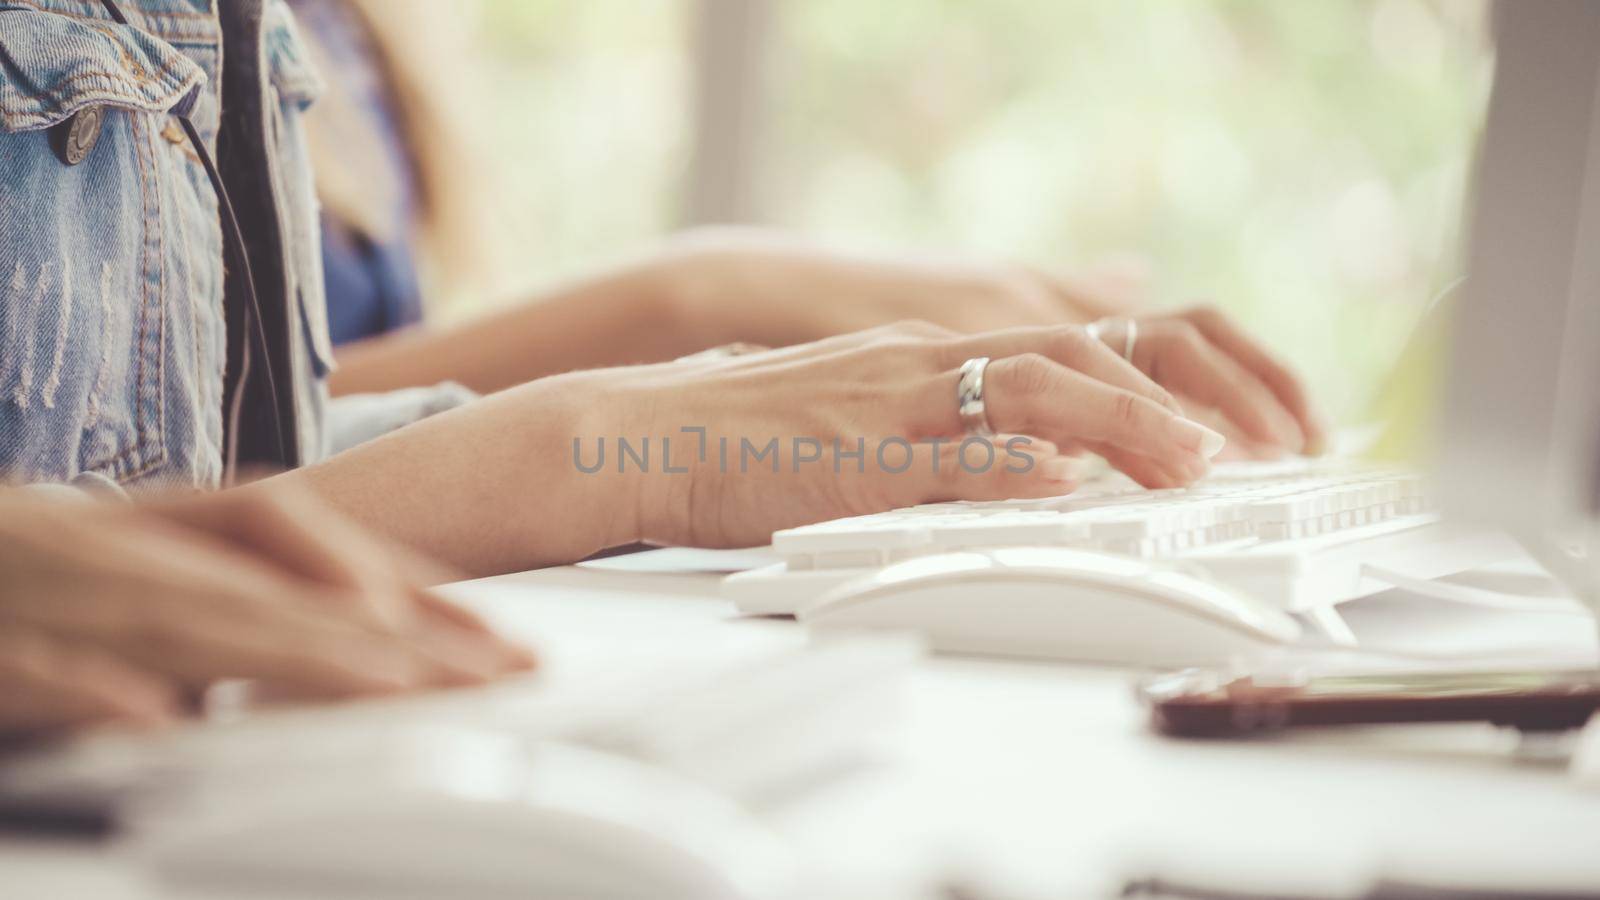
6;560;1600;900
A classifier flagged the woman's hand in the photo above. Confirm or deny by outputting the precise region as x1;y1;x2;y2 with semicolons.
667;234;1324;456
142;486;535;681
0;486;534;738
569;320;1227;551
660;232;1327;459
1084;306;1330;458
297;316;1325;574
0;629;179;737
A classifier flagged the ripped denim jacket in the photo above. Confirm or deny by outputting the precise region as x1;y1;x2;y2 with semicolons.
0;0;335;488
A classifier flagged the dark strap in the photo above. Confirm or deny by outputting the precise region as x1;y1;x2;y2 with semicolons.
99;0;294;471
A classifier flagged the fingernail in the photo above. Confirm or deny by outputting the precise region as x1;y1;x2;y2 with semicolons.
1039;457;1083;483
1166;416;1227;459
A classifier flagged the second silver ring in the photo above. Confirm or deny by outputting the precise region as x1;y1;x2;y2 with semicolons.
1088;317;1139;364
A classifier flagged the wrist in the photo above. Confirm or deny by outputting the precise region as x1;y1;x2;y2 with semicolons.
558;369;664;551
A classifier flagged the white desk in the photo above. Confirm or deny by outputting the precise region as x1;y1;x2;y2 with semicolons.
6;560;1600;900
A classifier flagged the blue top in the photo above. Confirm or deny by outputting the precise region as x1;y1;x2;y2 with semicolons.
288;0;426;346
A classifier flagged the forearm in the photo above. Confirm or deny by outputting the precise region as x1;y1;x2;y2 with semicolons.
327;228;1134;398
328;255;713;396
282;373;644;576
324;231;842;398
657;227;1119;343
659;228;1011;345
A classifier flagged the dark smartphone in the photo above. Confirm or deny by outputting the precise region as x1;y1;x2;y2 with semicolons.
1141;668;1600;737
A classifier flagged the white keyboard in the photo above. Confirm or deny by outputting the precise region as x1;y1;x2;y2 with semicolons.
725;460;1520;616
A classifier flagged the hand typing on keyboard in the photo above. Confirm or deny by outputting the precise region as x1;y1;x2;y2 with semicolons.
311;307;1326;573
551;310;1325;552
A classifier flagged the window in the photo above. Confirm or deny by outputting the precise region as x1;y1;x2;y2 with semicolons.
474;0;1490;416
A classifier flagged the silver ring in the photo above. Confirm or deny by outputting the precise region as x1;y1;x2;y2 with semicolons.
956;357;994;437
1088;318;1139;364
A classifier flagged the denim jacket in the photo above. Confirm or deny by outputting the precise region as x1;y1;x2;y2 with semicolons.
0;0;336;488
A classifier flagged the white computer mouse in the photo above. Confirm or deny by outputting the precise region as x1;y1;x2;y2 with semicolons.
136;730;797;900
798;547;1302;668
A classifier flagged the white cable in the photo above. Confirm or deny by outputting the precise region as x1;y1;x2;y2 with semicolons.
1265;566;1596;664
1360;564;1589;615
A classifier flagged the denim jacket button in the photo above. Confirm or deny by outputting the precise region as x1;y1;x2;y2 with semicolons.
53;105;106;166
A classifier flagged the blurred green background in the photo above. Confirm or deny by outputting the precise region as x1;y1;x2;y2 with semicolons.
470;0;1491;422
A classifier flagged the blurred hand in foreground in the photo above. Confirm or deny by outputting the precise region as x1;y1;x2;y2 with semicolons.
0;485;534;739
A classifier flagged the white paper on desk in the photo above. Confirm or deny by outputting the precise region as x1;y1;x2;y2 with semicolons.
1334;557;1599;668
578;546;781;574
